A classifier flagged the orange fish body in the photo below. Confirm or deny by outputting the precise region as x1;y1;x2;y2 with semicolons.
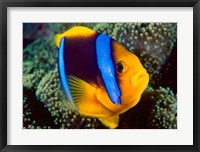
55;26;149;128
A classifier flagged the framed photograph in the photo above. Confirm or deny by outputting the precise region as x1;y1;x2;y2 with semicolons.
0;0;199;151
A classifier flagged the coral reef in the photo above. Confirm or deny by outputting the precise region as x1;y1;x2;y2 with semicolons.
23;23;51;48
23;23;51;40
23;23;177;129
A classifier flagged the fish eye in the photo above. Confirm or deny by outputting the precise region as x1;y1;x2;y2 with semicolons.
115;61;127;74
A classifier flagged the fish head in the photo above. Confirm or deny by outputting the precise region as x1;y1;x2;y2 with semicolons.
111;40;149;106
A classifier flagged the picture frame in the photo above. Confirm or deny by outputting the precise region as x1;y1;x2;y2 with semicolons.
0;0;199;151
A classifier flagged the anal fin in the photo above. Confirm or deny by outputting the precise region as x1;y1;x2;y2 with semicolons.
98;115;119;129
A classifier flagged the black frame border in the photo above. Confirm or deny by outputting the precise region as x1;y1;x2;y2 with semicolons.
0;0;199;152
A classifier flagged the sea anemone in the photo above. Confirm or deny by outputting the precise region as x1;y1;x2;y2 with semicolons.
147;87;177;129
118;86;177;129
35;68;105;129
23;37;57;74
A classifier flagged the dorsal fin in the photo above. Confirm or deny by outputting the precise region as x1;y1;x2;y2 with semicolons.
54;26;96;47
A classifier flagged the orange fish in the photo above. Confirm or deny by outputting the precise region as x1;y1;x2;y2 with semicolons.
55;26;149;128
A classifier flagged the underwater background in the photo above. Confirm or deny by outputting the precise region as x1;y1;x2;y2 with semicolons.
23;23;177;129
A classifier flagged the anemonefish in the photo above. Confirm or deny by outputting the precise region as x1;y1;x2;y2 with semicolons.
54;26;149;129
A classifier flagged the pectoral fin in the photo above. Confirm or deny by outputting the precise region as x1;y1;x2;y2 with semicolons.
67;76;113;117
98;115;119;129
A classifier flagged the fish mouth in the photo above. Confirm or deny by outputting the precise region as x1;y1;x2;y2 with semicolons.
139;70;149;79
131;69;149;87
